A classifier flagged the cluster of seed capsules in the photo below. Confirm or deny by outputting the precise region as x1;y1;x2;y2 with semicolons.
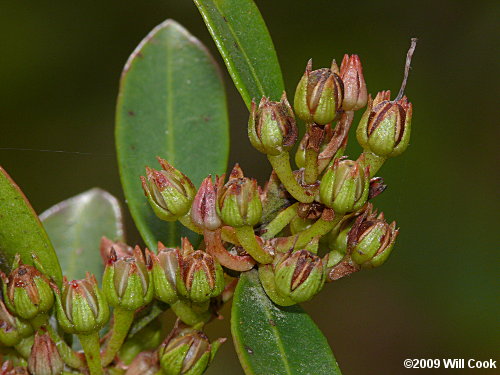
0;249;224;375
141;53;412;308
0;53;412;375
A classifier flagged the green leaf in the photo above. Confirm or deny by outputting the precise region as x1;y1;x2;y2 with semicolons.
0;167;62;285
39;188;124;283
194;0;285;108
116;19;229;250
231;270;341;375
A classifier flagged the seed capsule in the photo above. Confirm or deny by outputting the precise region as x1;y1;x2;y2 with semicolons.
319;159;369;214
1;255;54;321
191;176;222;231
348;204;398;268
176;247;224;303
152;242;180;304
339;54;368;111
273;250;326;303
141;157;196;221
356;91;413;158
28;329;64;375
294;59;344;125
248;94;298;155
102;245;154;310
53;273;109;334
158;325;225;375
217;164;262;228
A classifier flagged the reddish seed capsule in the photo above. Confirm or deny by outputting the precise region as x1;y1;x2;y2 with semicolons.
339;54;368;111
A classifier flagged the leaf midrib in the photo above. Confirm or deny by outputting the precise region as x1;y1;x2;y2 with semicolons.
202;0;266;103
164;30;178;245
257;284;293;375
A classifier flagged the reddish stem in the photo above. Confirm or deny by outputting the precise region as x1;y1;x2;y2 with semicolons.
203;229;255;271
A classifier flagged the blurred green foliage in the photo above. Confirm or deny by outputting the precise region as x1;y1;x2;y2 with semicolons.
1;0;498;373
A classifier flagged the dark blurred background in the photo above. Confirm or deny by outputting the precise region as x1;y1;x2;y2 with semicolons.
1;0;498;373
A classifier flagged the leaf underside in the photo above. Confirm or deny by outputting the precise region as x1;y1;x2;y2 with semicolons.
40;188;125;283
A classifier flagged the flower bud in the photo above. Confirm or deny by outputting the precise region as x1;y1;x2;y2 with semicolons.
28;329;64;375
356;91;412;157
125;351;160;375
1;256;54;320
191;176;222;231
319;159;369;214
348;205;398;268
141;157;196;221
176;248;224;303
217;164;262;228
152;243;180;304
53;273;109;334
273;250;326;303
339;54;368;111
159;326;224;375
294;59;344;125
102;245;154;311
248;94;298;156
0;300;32;346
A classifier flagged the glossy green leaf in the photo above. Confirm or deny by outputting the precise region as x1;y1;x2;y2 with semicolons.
194;0;285;108
0;167;62;285
116;20;229;250
231;270;341;375
39;188;124;283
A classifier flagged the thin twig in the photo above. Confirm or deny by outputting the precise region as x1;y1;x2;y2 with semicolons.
396;38;418;100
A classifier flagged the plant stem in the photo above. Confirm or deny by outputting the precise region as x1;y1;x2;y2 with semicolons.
100;308;135;366
303;123;324;184
46;324;85;369
78;332;103;375
318;111;354;174
14;336;33;359
204;229;255;271
119;318;165;365
170;299;210;326
358;151;386;177
267;152;314;203
261;203;299;240
304;148;319;184
179;213;240;245
303;236;320;254
274;214;343;252
234;226;273;264
29;313;48;330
